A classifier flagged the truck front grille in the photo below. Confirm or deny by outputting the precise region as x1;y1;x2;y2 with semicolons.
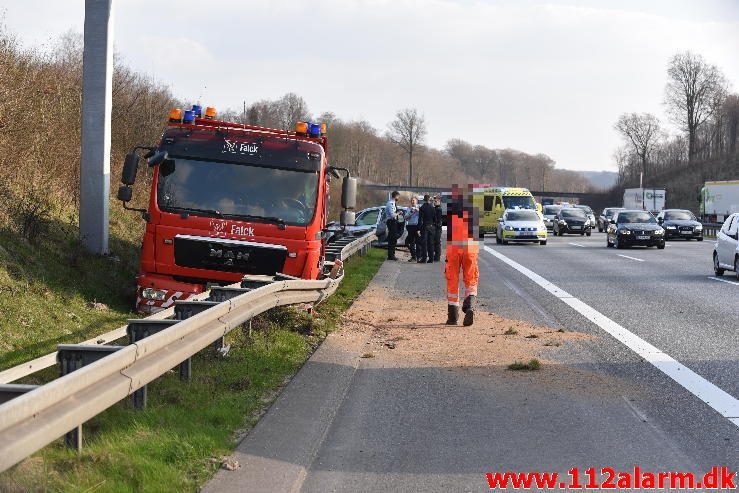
173;235;288;275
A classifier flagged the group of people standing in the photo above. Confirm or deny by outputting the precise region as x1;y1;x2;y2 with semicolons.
385;192;442;263
383;186;479;327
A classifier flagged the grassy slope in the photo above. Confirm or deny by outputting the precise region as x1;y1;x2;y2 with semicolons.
0;203;143;370
0;211;384;492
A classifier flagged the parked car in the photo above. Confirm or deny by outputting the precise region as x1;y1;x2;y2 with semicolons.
656;209;703;241
606;210;665;249
542;204;562;231
575;205;597;231
326;206;408;246
598;207;624;232
713;213;739;279
553;207;592;236
495;209;547;245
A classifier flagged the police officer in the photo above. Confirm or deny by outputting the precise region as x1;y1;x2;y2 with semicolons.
405;196;420;261
417;194;436;263
433;195;443;262
385;191;401;261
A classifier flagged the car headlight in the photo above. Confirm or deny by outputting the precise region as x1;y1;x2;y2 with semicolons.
654;229;664;235
141;287;167;301
620;229;631;235
666;225;676;229
559;220;566;225
585;219;590;226
504;225;514;231
695;224;703;231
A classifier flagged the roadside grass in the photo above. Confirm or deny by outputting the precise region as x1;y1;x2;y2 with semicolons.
508;359;542;371
0;245;384;492
0;202;143;371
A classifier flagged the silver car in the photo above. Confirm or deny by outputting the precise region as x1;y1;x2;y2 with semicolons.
327;206;408;246
713;213;739;279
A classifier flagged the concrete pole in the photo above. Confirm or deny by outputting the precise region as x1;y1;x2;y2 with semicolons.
79;0;114;254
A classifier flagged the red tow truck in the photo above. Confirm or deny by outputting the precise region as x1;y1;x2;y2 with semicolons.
117;105;356;313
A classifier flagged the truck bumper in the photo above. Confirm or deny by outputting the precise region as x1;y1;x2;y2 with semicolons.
135;273;206;314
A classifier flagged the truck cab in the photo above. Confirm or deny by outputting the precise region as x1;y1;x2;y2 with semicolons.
117;106;355;313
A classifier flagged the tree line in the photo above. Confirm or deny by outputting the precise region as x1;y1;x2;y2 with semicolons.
221;98;592;196
0;26;591;240
613;52;738;209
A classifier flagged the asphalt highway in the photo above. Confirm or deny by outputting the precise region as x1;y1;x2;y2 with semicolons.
205;232;738;492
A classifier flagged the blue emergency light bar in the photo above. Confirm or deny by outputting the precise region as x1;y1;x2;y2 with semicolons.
182;110;195;124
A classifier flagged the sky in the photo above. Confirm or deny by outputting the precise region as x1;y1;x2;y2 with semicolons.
2;0;738;171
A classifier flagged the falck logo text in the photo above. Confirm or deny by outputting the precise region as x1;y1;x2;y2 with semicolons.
223;139;260;155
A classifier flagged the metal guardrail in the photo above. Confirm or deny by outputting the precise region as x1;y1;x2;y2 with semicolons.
701;222;722;238
0;231;375;472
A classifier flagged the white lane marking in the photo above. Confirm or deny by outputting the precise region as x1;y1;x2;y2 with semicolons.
617;254;644;262
484;245;739;426
568;242;585;248
708;276;739;286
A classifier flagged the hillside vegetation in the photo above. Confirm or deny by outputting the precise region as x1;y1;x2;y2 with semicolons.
611;51;738;212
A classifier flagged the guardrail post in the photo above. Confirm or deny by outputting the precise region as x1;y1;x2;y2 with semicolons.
174;300;225;354
57;344;124;449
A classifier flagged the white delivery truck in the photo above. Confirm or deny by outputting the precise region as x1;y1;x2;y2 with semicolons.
701;180;739;222
623;188;666;214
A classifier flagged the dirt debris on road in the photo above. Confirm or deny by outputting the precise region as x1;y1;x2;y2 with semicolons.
340;282;590;370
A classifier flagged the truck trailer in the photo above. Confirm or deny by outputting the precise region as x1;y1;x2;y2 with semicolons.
623;188;665;214
700;180;739;222
117;105;356;313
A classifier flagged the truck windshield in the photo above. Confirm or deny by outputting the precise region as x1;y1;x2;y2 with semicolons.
502;196;535;209
157;158;319;225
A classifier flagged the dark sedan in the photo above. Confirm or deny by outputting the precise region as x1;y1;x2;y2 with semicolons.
553;207;592;236
606;210;665;249
656;209;703;241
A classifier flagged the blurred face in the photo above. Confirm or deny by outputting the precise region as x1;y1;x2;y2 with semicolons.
411;197;417;206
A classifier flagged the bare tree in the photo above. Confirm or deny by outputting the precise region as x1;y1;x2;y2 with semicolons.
665;52;727;162
277;92;311;130
723;94;739;157
387;108;426;186
614;112;662;180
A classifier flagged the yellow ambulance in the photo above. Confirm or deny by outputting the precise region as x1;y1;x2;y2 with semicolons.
472;186;541;237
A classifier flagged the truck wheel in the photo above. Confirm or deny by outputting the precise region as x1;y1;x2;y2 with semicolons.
540;240;547;246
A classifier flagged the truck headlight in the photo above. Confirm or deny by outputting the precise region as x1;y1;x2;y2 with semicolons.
141;287;167;301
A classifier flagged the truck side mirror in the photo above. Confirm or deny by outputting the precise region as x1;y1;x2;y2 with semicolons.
121;151;140;185
147;150;169;167
341;176;357;210
117;185;133;203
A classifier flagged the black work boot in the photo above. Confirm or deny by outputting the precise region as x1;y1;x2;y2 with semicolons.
462;295;476;326
445;305;459;325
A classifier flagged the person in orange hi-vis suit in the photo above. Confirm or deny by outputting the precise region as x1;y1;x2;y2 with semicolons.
445;184;480;326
